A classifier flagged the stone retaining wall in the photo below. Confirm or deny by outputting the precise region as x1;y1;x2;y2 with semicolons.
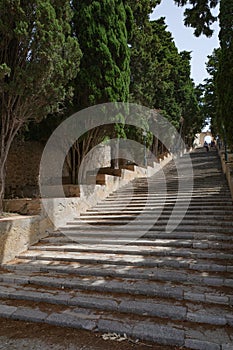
5;141;111;198
0;215;52;264
5;140;43;198
1;153;172;263
218;147;233;200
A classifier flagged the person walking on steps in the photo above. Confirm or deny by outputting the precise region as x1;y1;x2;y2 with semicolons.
204;141;209;152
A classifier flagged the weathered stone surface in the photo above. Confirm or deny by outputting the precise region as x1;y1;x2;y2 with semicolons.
132;323;185;346
97;318;133;335
222;344;233;350
46;311;97;331
184;292;205;302
185;339;220;350
202;277;223;286
224;279;233;287
187;312;226;325
0;304;17;317
12;307;47;322
226;315;233;326
205;294;229;305
69;296;118;310
119;300;186;320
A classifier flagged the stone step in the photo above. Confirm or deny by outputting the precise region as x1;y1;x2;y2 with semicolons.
58;225;233;234
0;298;231;348
66;218;233;227
28;243;233;262
109;190;231;196
0;281;232;327
18;245;233;278
82;208;233;215
103;197;233;204
1;259;233;306
94;201;232;208
50;231;233;242
39;236;233;250
15;249;233;272
1;267;233;306
76;214;233;221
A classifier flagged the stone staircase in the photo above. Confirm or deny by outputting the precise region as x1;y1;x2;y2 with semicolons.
1;147;233;349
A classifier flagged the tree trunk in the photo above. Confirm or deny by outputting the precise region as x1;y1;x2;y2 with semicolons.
0;157;6;213
0;110;21;213
110;139;119;169
0;144;11;213
71;146;77;185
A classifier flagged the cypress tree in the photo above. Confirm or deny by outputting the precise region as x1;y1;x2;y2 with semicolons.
72;0;131;108
217;0;233;146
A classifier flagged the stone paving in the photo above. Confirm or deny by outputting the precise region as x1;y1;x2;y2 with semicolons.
0;147;233;349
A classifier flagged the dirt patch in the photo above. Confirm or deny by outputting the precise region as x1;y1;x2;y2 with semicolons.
0;318;187;350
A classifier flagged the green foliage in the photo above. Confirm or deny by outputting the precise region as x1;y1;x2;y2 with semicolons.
126;0;160;27
72;0;131;108
217;0;233;146
0;0;81;203
198;49;220;136
173;0;219;37
129;13;200;142
0;0;81;121
172;0;233;147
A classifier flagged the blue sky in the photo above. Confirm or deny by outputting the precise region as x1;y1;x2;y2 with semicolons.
150;0;220;85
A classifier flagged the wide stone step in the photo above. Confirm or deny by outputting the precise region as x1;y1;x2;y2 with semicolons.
4;259;233;306
109;191;231;197
82;208;233;215
58;224;233;234
28;243;233;262
1;267;233;306
79;213;233;221
20;244;233;262
12;251;233;287
39;236;233;250
49;230;233;242
0;281;232;327
66;218;233;227
4;259;233;305
103;197;233;204
7;248;233;276
0;298;231;348
94;202;232;209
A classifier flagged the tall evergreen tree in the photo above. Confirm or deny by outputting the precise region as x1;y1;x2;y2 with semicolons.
72;0;132;108
199;49;220;136
0;0;81;209
173;0;218;37
172;0;233;146
63;1;133;174
217;0;233;146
